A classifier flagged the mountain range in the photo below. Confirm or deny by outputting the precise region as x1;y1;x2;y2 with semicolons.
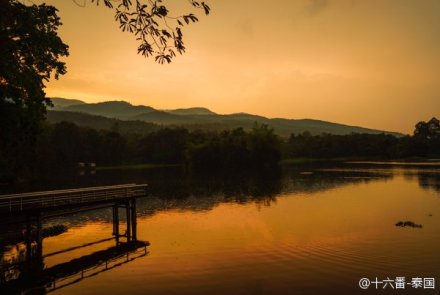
48;97;403;137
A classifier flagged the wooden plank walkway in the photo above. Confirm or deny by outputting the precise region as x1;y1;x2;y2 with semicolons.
0;184;147;213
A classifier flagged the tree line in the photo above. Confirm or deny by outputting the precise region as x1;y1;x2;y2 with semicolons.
288;117;439;159
1;117;439;180
26;122;280;176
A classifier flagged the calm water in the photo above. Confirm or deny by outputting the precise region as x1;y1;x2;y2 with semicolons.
1;164;440;294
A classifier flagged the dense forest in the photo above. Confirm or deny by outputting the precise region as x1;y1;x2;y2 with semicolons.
1;117;438;181
284;131;439;159
32;122;281;174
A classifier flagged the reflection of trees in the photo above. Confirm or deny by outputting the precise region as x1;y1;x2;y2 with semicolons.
129;166;393;216
282;167;393;195
136;168;283;213
417;171;440;193
2;166;395;228
401;168;440;194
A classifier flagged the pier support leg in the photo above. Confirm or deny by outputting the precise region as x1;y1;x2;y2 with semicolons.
112;206;116;235
23;212;44;279
131;199;137;241
113;199;137;244
35;212;42;258
25;214;32;262
114;204;120;244
126;200;131;242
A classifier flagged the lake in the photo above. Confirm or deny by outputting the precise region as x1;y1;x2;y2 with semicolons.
1;163;439;294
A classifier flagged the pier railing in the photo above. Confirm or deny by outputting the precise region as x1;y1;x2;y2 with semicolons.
0;184;147;213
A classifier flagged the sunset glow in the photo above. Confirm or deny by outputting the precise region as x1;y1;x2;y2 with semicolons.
39;0;440;133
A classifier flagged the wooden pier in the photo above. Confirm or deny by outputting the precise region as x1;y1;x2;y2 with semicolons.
0;184;150;294
1;184;148;256
0;183;147;213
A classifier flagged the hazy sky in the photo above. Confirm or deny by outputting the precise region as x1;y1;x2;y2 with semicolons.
38;0;439;133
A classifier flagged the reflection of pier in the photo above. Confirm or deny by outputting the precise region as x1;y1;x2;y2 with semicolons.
0;184;149;294
1;240;148;294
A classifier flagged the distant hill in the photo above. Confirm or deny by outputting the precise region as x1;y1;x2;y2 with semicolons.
49;97;403;137
50;97;85;108
46;111;159;134
56;101;156;119
165;107;216;116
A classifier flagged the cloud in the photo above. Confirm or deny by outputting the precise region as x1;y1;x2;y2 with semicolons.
306;0;329;16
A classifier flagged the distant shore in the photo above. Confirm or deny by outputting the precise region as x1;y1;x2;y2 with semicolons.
96;158;440;171
282;157;440;166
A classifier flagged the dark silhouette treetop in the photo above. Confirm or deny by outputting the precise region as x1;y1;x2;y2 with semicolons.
92;0;210;64
0;0;69;109
414;117;440;140
0;0;69;175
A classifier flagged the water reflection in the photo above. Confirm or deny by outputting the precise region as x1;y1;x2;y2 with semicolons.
1;239;148;294
417;171;440;193
1;164;439;295
0;200;148;295
398;168;440;194
2;166;395;229
0;164;393;196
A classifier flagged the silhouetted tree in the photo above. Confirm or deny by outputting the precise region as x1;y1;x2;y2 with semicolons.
249;123;281;167
186;125;281;171
50;122;81;170
138;128;189;164
412;117;440;157
414;117;440;140
286;132;399;159
0;0;69;176
101;131;126;165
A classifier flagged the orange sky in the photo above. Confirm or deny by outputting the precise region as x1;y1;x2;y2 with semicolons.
37;0;439;133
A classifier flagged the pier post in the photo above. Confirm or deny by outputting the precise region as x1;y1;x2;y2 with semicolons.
126;200;131;242
131;198;137;241
35;212;42;258
112;206;116;235
25;213;32;261
113;204;119;244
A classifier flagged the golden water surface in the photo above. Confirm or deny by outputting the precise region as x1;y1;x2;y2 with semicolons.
2;166;440;294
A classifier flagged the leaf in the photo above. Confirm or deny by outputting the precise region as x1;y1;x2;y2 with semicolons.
201;2;210;15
